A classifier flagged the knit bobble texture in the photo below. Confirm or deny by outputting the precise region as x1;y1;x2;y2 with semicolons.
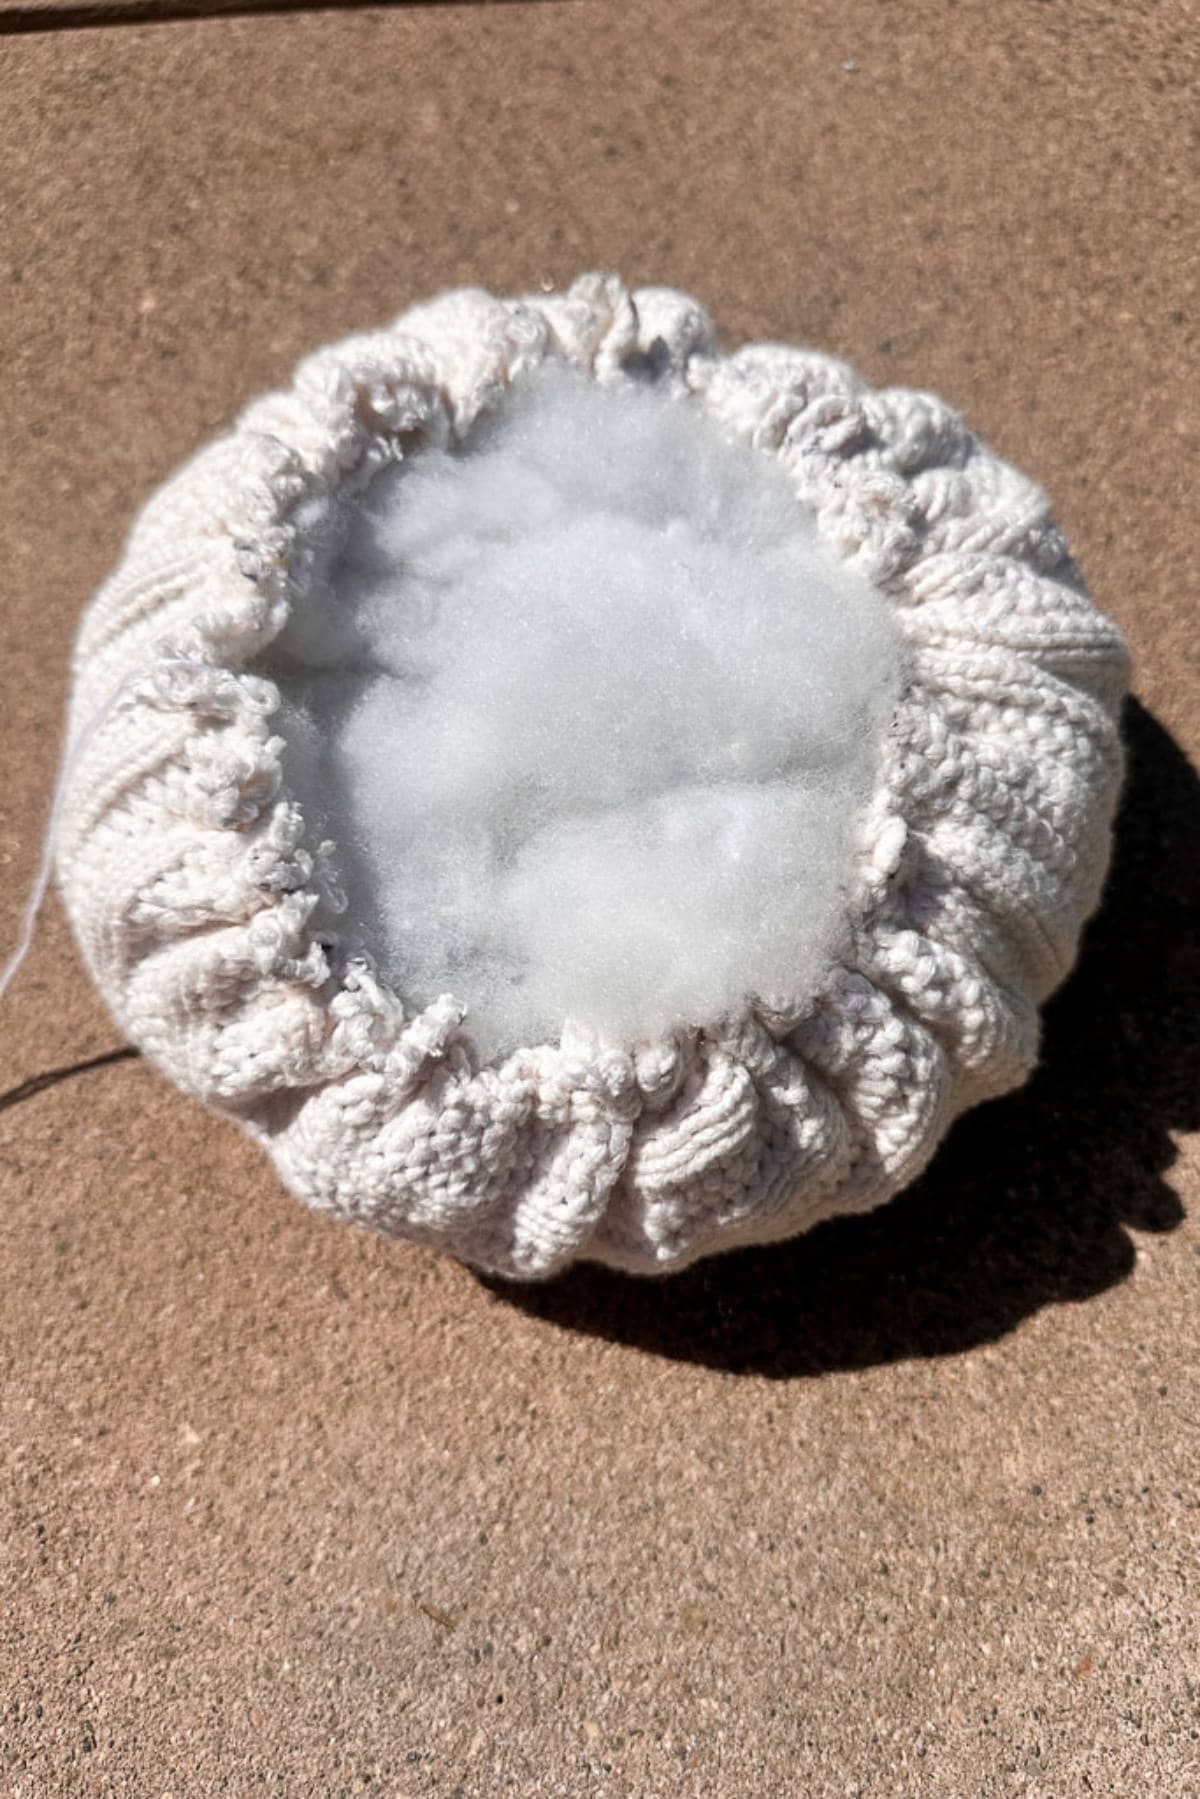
56;275;1130;1278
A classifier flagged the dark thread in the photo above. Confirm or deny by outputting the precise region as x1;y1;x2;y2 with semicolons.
0;0;563;36
0;1045;140;1116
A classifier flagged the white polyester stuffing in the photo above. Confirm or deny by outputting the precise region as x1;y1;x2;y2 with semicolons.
269;362;899;1060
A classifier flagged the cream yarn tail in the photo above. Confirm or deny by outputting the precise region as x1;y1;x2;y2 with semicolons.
49;274;1129;1279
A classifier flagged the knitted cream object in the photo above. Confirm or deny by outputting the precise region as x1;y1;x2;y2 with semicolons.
56;274;1129;1278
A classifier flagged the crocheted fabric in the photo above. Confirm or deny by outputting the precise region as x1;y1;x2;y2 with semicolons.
56;274;1130;1278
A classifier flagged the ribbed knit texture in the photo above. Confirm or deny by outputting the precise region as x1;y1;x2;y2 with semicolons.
55;275;1130;1278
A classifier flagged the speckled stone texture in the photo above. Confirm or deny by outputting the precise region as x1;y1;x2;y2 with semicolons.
1;3;1197;1794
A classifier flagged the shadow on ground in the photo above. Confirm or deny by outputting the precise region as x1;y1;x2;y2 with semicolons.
481;698;1196;1376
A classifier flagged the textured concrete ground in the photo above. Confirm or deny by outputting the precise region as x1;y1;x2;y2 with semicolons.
1;2;1197;1793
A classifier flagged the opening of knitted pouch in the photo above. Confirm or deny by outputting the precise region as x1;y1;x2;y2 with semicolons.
261;360;900;1061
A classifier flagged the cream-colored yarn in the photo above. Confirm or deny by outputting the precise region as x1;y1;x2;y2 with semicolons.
55;274;1129;1278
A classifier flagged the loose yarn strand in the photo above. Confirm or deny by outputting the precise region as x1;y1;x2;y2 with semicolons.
0;657;209;1003
0;834;60;1003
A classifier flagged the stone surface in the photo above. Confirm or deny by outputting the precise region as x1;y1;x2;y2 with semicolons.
1;3;1197;1793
